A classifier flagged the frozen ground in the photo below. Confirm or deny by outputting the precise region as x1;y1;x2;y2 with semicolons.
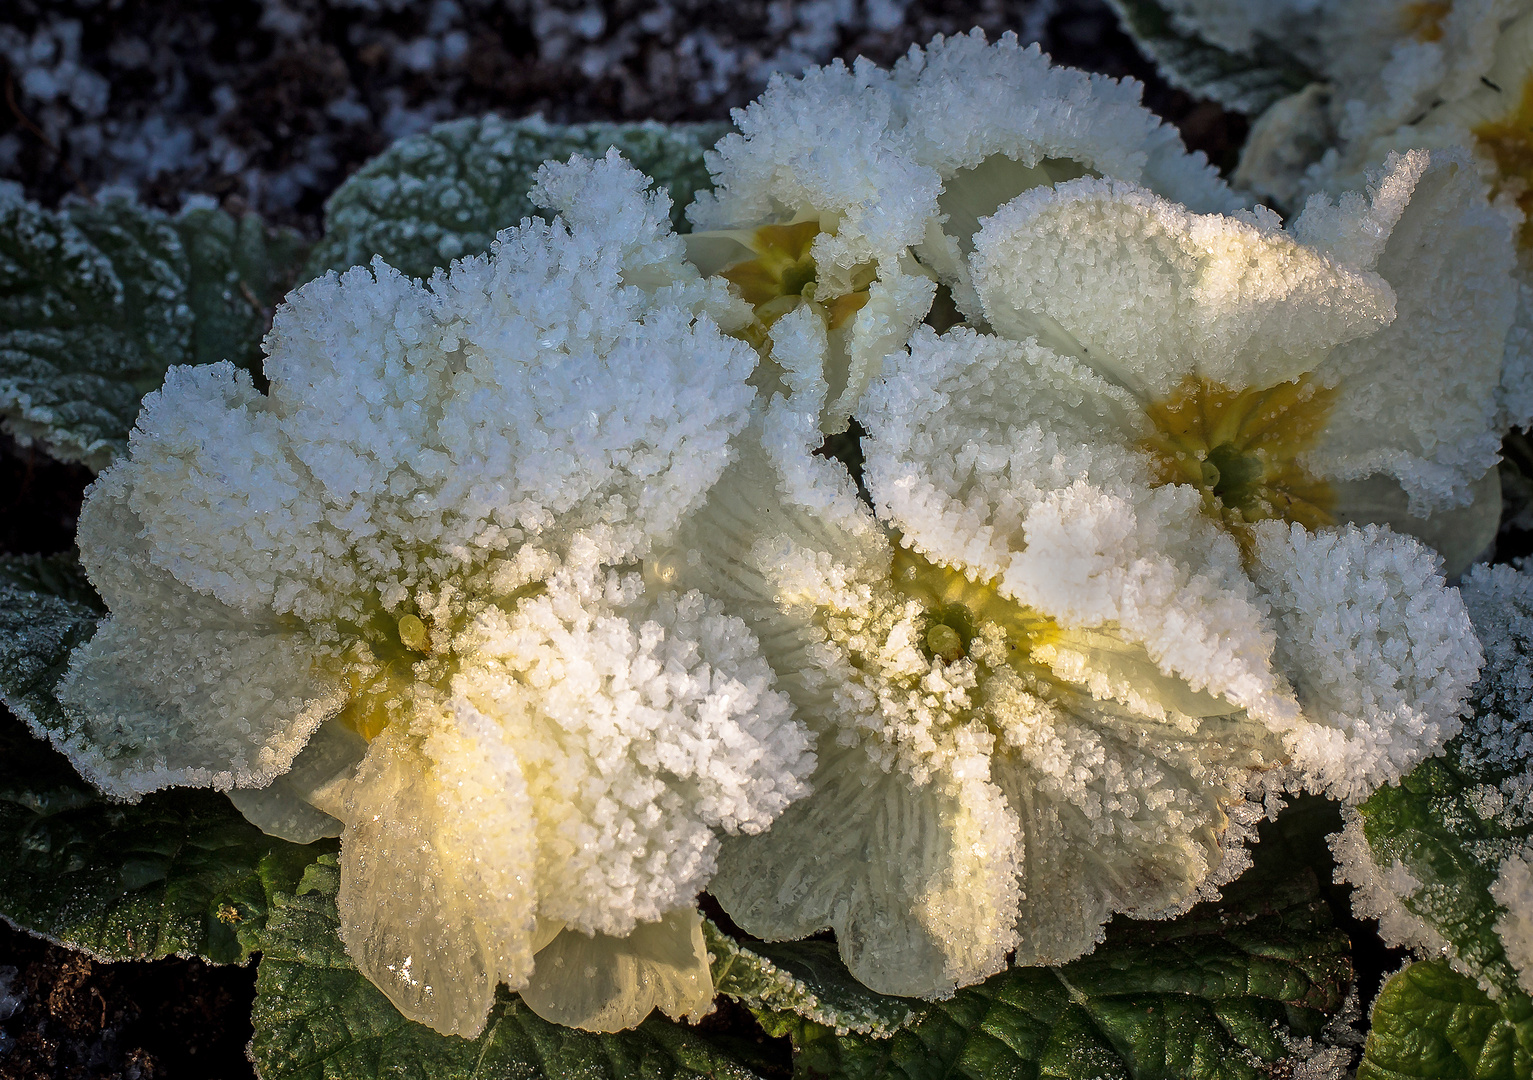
0;0;1243;233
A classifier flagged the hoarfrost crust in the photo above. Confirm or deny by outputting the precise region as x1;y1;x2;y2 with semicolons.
686;30;1236;429
50;152;815;1038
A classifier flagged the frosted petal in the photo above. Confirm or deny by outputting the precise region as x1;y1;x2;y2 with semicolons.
520;908;713;1032
1305;151;1517;512
971;177;1394;400
859;326;1299;727
1492;847;1533;996
54;467;346;799
1250;520;1481;801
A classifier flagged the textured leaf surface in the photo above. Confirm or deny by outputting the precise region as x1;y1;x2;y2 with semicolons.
303;114;728;282
1104;0;1314;114
250;858;777;1080
0;556;323;964
1348;566;1533;1003
0;189;306;468
707;919;919;1037
761;870;1353;1080
1358;961;1533;1080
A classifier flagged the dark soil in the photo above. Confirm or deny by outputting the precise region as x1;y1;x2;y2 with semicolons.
0;920;256;1080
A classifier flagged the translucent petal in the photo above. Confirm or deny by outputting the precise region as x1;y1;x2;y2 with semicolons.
337;704;538;1038
1332;466;1501;578
711;742;1020;999
519;908;714;1032
226;782;343;844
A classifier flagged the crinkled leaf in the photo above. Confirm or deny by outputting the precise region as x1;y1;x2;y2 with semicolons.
0;189;307;468
303;115;728;282
706;919;919;1037
1350;566;1533;1001
1358;960;1533;1080
250;856;775;1080
175;204;310;372
0;556;324;964
765;870;1352;1080
1104;0;1315;114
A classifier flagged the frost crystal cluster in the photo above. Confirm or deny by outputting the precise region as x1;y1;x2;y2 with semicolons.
37;152;815;1037
26;26;1512;1047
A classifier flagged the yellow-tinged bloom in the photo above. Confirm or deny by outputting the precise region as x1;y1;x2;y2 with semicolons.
42;152;815;1038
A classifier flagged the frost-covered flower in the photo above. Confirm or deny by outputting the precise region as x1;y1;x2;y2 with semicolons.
682;30;1241;433
972;147;1515;577
36;152;816;1037
653;139;1483;1002
1158;0;1533;433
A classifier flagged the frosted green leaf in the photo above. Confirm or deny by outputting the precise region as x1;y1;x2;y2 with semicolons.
704;919;919;1037
0;555;323;964
1104;0;1315;114
1358;960;1533;1080
303;115;729;282
1339;563;1533;1000
763;871;1352;1080
250;856;775;1080
0;188;307;469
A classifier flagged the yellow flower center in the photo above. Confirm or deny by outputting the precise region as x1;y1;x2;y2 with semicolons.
1140;375;1337;539
717;220;874;341
1401;0;1451;42
891;544;1057;671
1473;75;1533;248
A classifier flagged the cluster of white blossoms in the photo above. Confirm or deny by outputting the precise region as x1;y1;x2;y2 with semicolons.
37;30;1521;1036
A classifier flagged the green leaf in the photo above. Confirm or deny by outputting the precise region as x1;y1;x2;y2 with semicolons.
752;868;1351;1080
1358;961;1533;1080
0;188;307;469
0;556;325;964
303;115;729;283
250;856;777;1080
706;919;919;1037
1345;565;1533;1001
1103;0;1316;115
175;204;310;373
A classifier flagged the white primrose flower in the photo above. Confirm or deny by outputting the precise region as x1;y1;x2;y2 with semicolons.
652;144;1484;1003
972;147;1516;580
682;30;1242;434
39;152;816;1038
958;148;1490;797
1177;0;1533;433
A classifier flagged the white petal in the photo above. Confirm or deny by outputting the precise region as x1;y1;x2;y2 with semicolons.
971;177;1394;400
711;741;1020;999
53;467;346;800
1249;520;1482;801
519;908;714;1032
1332;466;1501;578
1304;151;1516;513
